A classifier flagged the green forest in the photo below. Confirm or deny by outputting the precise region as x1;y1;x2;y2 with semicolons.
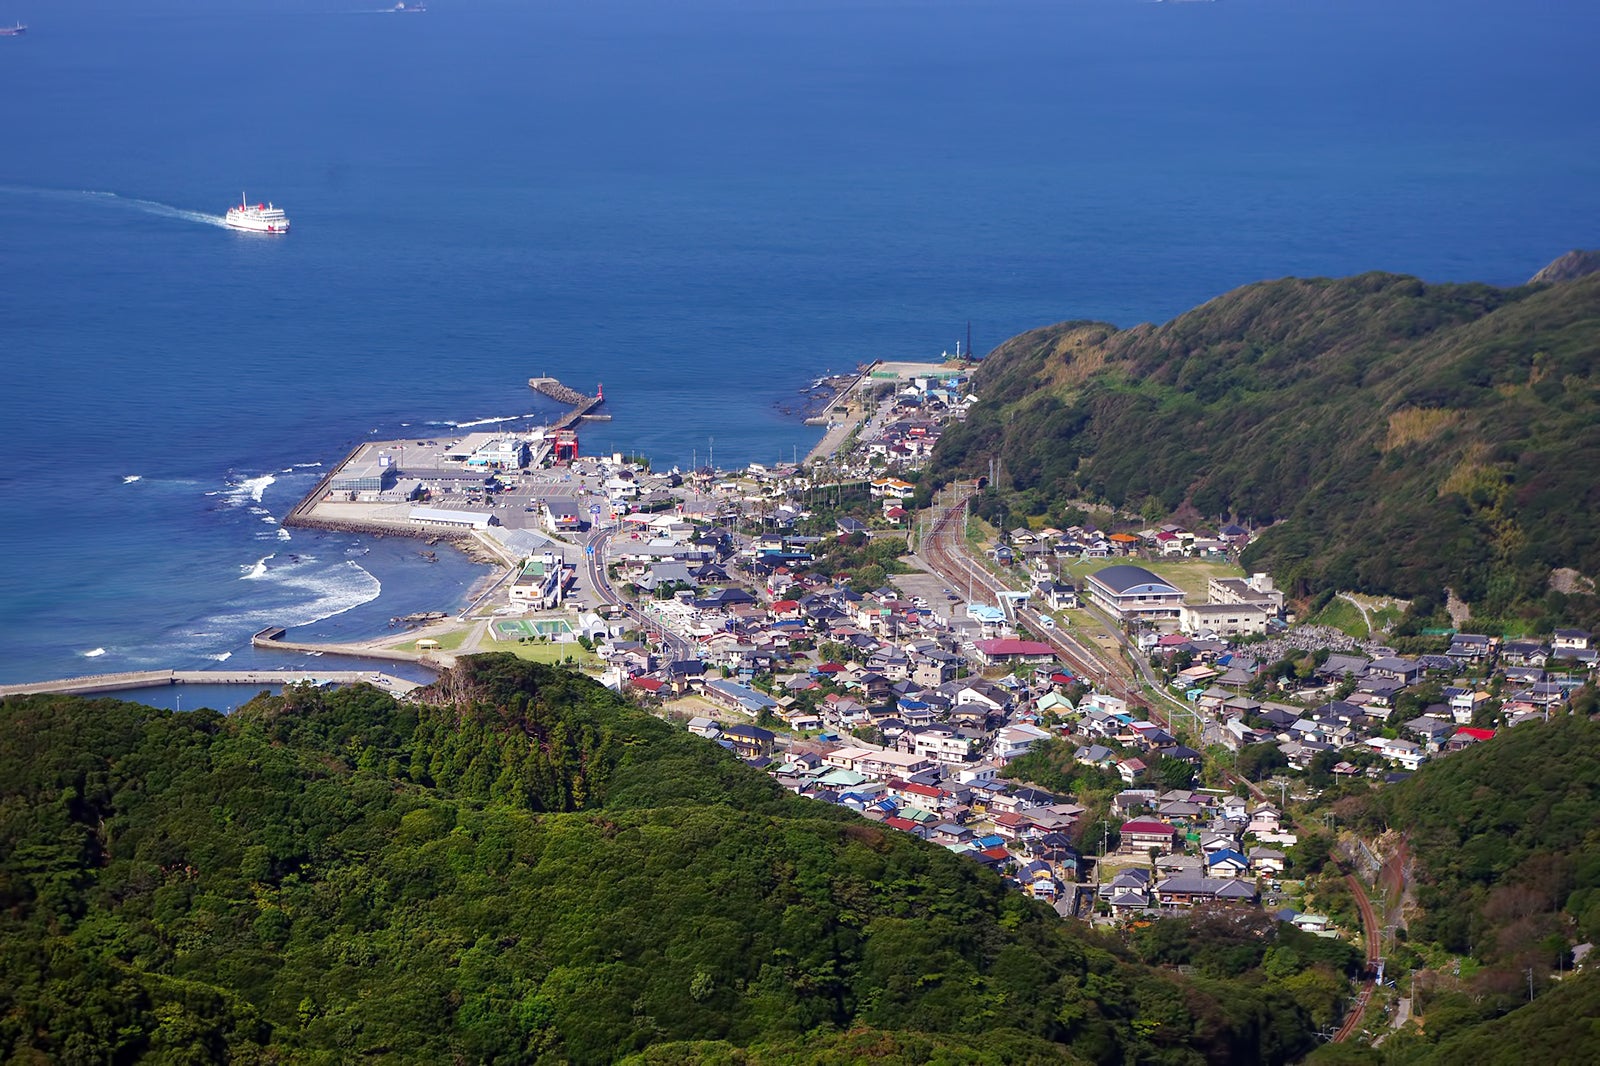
1307;715;1600;1062
3;656;1339;1064
924;270;1600;631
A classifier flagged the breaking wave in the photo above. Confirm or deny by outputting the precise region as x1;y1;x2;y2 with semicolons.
217;556;382;630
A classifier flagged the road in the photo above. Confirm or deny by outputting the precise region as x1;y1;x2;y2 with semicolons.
915;488;1392;1044
584;526;697;660
916;488;1178;735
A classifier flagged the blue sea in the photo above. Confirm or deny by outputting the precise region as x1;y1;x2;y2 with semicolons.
2;0;1596;694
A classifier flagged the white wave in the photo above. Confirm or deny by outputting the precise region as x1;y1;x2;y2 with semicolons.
82;647;107;658
261;515;279;525
280;462;323;473
242;554;275;580
222;473;276;507
123;474;142;484
207;651;233;662
276;528;292;541
217;559;383;630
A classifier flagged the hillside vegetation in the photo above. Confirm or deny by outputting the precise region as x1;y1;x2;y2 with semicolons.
1341;716;1600;969
1314;715;1600;1061
1;656;1330;1064
927;270;1600;630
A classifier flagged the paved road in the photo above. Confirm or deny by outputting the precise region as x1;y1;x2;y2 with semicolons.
585;527;696;660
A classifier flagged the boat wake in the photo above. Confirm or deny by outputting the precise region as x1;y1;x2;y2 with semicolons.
82;190;230;228
450;413;541;429
0;185;233;228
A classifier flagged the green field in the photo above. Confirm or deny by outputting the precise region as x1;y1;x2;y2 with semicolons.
1304;595;1370;637
1056;555;1247;599
399;628;471;652
504;642;600;670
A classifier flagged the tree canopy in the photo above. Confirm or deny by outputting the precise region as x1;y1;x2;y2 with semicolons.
926;271;1600;631
1;656;1328;1064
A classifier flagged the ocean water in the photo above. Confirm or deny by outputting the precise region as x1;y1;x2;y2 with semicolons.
2;0;1596;687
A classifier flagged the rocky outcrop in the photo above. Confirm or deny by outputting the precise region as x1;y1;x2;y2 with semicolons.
1530;249;1600;285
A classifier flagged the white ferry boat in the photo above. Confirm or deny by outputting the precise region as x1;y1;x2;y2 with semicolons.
224;195;291;234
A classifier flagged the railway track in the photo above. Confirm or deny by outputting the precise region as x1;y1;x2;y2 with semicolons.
1331;868;1383;1042
918;489;1164;729
918;486;1384;1043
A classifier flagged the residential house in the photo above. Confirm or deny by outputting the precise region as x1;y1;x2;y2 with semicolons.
1249;847;1287;876
721;724;776;760
1155;877;1258;907
1119;819;1180;856
992;723;1051;761
1205;848;1251;879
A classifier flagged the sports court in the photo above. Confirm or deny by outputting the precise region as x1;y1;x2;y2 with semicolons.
491;618;573;641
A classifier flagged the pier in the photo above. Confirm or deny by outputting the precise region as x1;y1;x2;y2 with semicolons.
530;378;608;427
0;668;423;699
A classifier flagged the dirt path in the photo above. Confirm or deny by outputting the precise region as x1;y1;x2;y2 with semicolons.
1339;592;1375;635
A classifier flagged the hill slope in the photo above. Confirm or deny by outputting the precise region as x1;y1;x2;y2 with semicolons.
1;657;1326;1064
928;271;1600;628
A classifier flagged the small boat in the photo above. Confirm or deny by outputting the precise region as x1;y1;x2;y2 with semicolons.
224;194;291;234
0;23;26;36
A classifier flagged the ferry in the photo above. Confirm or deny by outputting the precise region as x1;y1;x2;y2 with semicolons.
224;195;291;234
0;23;26;36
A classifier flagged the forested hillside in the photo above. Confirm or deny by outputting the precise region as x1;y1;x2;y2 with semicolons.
1370;715;1600;961
1317;715;1600;1061
1;657;1329;1064
927;270;1600;629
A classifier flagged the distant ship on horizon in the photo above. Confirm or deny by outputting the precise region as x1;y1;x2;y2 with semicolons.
224;195;291;234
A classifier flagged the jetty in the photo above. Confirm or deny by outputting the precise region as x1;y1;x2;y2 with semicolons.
251;626;455;666
529;378;609;427
0;668;423;699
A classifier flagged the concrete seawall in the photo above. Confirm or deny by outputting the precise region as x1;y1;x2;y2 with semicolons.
252;627;455;669
0;668;424;699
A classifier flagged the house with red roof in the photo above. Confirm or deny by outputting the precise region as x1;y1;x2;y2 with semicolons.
1119;818;1180;856
972;638;1058;667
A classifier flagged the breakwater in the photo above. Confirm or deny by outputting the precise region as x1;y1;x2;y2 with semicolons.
0;667;423;699
529;377;607;427
528;377;591;406
252;626;455;668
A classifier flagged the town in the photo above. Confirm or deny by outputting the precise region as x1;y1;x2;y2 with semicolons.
266;362;1596;939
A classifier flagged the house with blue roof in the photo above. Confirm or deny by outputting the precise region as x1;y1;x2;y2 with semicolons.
1206;848;1251;879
